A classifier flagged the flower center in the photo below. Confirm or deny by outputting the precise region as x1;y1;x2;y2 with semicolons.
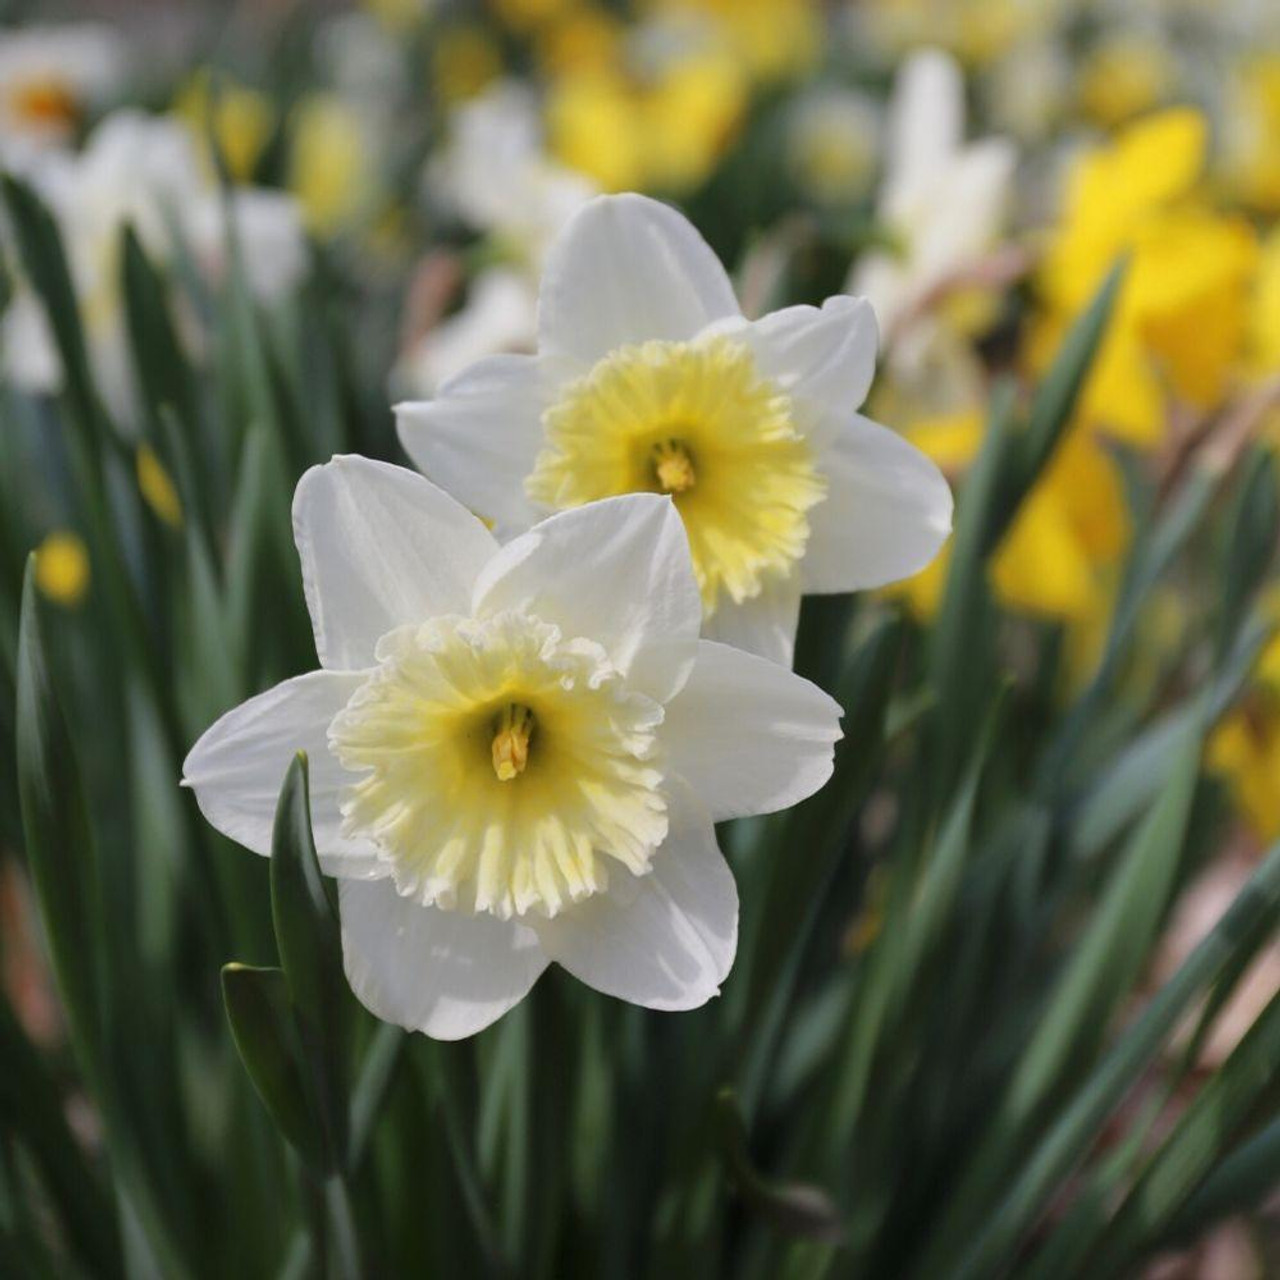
491;702;534;781
11;79;79;130
527;336;826;614
329;611;668;919
651;438;697;494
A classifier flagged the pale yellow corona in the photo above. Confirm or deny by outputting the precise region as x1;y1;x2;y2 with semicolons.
330;611;668;920
527;336;826;613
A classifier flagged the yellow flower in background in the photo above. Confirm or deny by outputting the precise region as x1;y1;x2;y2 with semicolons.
991;430;1128;624
1209;598;1280;841
1037;109;1259;448
362;0;431;32
173;70;273;184
491;0;580;33
432;25;503;103
546;43;746;194
1219;54;1280;214
650;0;820;84
34;531;90;607
546;70;644;191
890;411;1128;634
137;445;183;528
1251;228;1280;382
287;94;368;235
535;8;622;75
1076;32;1175;127
859;0;1053;69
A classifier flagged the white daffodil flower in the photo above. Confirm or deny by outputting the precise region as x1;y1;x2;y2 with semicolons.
396;193;952;667
0;24;126;163
849;47;1015;348
397;82;596;395
2;111;307;420
183;456;843;1040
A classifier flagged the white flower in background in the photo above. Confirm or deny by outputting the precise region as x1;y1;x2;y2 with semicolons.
786;85;881;207
849;48;1015;347
2;110;307;418
0;24;126;162
397;193;952;666
396;82;596;394
183;456;844;1039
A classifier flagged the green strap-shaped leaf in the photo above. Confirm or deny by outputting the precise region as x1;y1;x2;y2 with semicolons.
0;174;101;445
1015;257;1127;508
1216;446;1279;660
120;225;200;440
270;752;343;1029
715;1088;844;1245
270;752;350;1165
14;558;105;1078
915;835;1280;1280
1085;991;1280;1278
221;963;331;1173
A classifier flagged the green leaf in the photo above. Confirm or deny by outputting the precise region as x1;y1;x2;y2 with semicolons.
270;752;349;1164
715;1089;844;1245
929;378;1016;789
120;226;199;439
1162;1114;1280;1245
1215;446;1278;660
270;752;343;1031
14;558;105;1077
1;174;102;444
918;835;1280;1280
1085;991;1280;1278
221;963;331;1173
1017;258;1126;499
1012;719;1202;1113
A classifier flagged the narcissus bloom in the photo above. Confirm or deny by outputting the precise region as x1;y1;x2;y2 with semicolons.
397;193;952;665
0;24;125;161
183;456;843;1039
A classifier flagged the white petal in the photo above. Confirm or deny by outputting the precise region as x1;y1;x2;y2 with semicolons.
663;640;842;821
886;48;964;199
395;352;550;536
293;455;499;670
532;782;736;1011
393;269;538;395
915;140;1015;277
339;879;547;1040
186;188;309;302
181;670;382;876
702;574;803;667
727;295;879;414
538;193;740;365
804;413;953;593
472;493;701;703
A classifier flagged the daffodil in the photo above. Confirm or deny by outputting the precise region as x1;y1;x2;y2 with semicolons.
183;456;844;1038
0;24;125;162
544;18;748;195
1034;108;1258;448
398;82;596;393
849;48;1015;351
397;194;952;665
786;85;881;208
890;409;1128;648
2;111;307;419
1209;602;1280;843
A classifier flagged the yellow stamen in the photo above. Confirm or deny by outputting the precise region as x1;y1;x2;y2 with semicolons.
491;703;534;781
652;439;696;494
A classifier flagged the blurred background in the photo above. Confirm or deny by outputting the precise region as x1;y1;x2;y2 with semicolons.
2;1;1280;1277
